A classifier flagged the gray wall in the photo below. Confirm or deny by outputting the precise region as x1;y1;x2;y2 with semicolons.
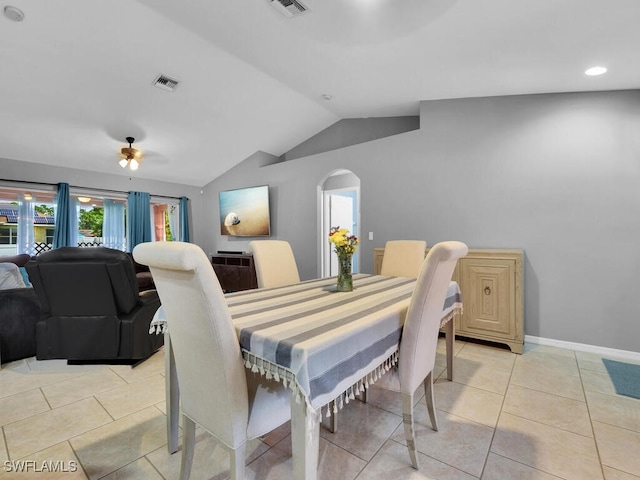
0;157;205;246
203;90;640;352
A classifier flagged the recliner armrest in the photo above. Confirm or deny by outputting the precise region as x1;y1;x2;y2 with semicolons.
139;289;160;307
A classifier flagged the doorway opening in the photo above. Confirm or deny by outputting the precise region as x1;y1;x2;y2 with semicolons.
318;170;361;278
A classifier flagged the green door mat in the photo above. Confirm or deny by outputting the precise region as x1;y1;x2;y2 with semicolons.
602;359;640;400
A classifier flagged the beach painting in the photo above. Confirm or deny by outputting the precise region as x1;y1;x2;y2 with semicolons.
219;185;270;236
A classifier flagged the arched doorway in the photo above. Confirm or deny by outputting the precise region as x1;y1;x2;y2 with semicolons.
318;169;361;278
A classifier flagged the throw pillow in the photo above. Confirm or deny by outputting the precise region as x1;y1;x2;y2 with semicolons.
0;262;26;290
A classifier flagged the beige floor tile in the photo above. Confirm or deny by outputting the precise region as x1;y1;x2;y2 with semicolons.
503;385;592;436
95;374;165;419
0;434;8;467
0;388;50;427
0;369;91;400
99;457;163;480
581;369;617;396
358;439;477;479
359;383;423;418
491;412;602;480
586;390;640;433
4;397;112;460
25;358;107;374
456;342;517;372
392;410;494;478
523;343;577;358
42;369;127;409
146;427;268;480
108;350;165;384
319;399;402;461
575;351;606;370
434;379;504;427
70;406;166;480
516;349;579;377
243;434;366;480
445;356;512;395
510;360;585;401
593;421;640;477
261;420;291;447
481;452;562;480
0;441;87;479
602;466;640;480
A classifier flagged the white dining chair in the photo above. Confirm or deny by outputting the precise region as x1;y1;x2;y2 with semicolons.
248;240;301;288
133;242;291;480
376;240;468;469
380;240;427;278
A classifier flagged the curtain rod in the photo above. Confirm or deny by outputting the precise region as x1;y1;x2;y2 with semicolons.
0;178;187;201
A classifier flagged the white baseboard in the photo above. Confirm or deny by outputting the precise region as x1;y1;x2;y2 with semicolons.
525;335;640;362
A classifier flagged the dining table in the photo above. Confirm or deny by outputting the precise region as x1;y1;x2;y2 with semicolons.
151;274;462;480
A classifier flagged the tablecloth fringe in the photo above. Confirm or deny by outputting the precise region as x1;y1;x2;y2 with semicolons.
319;350;399;422
149;319;167;335
241;349;400;425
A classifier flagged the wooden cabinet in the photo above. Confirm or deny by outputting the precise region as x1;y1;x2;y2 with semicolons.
210;253;257;293
374;247;523;353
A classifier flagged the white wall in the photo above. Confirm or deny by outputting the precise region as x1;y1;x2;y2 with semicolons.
202;90;640;352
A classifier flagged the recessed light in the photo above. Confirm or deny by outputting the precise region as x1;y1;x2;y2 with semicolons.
585;66;607;76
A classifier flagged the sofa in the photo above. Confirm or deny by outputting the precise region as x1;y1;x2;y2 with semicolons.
26;247;163;361
0;254;40;364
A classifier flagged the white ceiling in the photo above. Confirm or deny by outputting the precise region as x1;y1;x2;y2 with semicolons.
1;0;638;187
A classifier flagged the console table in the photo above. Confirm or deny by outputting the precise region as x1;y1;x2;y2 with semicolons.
210;253;257;292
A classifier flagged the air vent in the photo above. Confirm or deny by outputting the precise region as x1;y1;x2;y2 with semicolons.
270;0;308;18
153;74;179;92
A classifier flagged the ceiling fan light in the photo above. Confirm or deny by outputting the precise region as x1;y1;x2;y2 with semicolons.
119;158;129;168
129;158;139;170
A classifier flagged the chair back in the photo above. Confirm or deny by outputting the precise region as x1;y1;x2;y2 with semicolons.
398;241;468;394
133;242;250;450
380;240;427;278
248;240;300;288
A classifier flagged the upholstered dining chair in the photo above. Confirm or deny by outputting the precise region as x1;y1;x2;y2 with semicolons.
133;242;291;480
380;240;427;278
376;241;468;469
248;240;301;288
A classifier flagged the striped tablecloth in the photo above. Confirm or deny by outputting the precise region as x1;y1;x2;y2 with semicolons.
151;274;462;416
225;274;461;415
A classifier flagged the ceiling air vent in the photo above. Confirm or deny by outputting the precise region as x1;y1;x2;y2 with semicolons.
270;0;309;18
153;74;179;92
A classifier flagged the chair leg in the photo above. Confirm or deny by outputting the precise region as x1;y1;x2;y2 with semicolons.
328;400;337;433
179;415;196;480
230;443;246;480
424;371;438;431
402;393;419;469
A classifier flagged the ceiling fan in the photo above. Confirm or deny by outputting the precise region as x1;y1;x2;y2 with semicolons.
119;136;143;170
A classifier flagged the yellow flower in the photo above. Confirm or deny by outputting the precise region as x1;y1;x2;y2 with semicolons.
328;226;359;256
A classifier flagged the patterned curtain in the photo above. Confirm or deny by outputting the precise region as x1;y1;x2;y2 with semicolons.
127;191;151;251
17;193;36;255
102;199;126;250
179;196;190;242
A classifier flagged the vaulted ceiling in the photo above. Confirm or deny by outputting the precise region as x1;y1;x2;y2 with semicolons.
1;0;638;186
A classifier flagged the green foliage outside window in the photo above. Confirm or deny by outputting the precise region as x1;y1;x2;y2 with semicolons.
79;207;104;237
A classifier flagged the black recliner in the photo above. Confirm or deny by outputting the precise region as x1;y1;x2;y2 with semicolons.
26;247;163;361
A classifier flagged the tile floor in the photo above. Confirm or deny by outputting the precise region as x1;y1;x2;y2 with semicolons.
1;338;639;479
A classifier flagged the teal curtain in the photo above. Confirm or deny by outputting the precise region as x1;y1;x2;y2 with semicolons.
127;191;151;251
52;182;77;248
179;196;190;242
103;199;126;250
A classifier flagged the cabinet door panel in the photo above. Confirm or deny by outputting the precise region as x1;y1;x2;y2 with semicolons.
461;259;514;337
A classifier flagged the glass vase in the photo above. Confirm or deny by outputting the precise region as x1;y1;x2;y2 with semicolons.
336;253;353;292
